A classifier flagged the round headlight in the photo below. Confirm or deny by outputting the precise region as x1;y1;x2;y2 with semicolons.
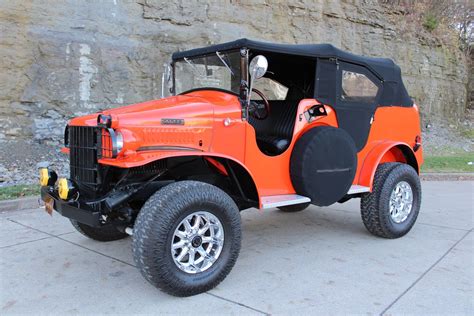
114;131;124;154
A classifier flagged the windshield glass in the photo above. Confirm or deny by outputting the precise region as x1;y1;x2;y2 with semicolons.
174;51;241;95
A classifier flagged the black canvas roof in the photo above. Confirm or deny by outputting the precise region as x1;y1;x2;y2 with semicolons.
173;38;395;81
172;38;412;107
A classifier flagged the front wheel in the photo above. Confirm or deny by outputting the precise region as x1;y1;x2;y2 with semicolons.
360;163;421;239
132;181;241;297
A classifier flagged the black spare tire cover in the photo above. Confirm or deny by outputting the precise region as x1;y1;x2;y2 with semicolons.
290;126;357;206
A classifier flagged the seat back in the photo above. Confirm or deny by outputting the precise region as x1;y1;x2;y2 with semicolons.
248;100;299;140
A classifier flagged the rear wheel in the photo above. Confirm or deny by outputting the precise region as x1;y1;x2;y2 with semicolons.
278;203;310;212
360;163;421;238
132;181;241;297
70;220;128;242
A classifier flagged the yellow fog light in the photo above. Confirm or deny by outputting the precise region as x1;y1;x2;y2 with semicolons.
39;168;57;187
58;178;71;200
39;168;49;186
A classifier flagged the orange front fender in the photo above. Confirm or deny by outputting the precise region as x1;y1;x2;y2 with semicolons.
99;150;262;200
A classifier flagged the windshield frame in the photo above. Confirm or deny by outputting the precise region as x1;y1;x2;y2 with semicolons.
171;48;249;104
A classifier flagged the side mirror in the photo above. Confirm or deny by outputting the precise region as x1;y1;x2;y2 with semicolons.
247;55;268;105
249;55;268;80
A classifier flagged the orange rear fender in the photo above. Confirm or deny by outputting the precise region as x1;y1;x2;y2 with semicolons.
358;141;417;189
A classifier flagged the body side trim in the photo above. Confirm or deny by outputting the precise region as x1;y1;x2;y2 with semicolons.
136;146;201;152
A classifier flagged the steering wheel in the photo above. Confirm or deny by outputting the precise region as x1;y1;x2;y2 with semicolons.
248;88;270;120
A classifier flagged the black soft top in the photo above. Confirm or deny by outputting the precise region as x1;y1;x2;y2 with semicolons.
172;38;412;107
174;39;394;81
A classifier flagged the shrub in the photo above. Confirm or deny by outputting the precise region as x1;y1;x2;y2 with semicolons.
423;13;439;31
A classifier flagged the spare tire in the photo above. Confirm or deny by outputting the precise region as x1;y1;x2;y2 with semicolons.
290;126;357;206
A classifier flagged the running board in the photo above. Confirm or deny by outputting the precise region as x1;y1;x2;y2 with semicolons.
261;186;369;209
261;194;311;209
347;185;370;194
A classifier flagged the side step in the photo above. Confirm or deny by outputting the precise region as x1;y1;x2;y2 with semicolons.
261;194;311;209
347;185;370;195
261;185;370;209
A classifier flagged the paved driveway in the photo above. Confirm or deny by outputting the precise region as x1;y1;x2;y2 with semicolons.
1;181;473;315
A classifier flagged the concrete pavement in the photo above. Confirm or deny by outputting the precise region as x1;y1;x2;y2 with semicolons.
1;181;473;315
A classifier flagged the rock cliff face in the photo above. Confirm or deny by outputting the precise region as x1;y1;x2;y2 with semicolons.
0;0;469;142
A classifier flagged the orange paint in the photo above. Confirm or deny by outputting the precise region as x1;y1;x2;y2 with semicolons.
355;104;423;189
204;157;229;176
66;90;422;207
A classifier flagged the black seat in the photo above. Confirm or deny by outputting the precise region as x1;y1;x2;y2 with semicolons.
249;101;299;156
256;135;290;155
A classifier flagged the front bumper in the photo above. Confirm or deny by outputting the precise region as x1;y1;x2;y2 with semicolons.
40;186;102;227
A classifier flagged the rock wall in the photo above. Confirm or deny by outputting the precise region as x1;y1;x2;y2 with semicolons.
469;50;474;110
0;0;469;142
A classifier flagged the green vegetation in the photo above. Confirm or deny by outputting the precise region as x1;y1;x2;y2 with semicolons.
0;184;39;201
422;153;474;173
461;128;474;139
423;13;439;32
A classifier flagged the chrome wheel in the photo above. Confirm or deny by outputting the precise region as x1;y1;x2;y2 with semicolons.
389;181;413;223
171;211;224;274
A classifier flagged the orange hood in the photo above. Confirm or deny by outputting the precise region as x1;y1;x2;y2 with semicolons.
68;90;241;153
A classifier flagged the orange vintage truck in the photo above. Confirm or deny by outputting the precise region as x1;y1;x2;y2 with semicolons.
40;39;423;296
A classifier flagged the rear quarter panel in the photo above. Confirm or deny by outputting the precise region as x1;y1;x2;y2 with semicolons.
355;105;423;187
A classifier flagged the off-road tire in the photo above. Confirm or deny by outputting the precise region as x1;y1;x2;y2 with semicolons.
132;181;241;297
70;220;128;242
278;202;310;212
360;163;421;239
